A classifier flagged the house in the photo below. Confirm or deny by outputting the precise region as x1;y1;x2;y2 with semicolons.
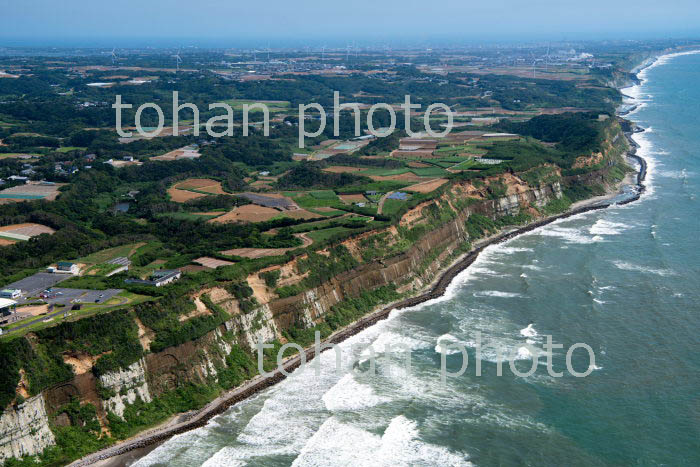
48;262;80;275
8;175;28;182
0;289;21;299
0;298;18;326
126;269;182;287
150;269;181;286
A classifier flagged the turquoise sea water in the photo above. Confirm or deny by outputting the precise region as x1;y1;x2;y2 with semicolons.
134;53;700;466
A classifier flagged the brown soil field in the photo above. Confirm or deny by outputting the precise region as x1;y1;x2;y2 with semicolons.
167;187;207;203
339;194;367;203
221;233;312;258
210;204;281;223
407;161;431;168
220;247;286;259
151;147;201;161
404;178;449;193
369;173;425;183
168;179;228;202
250;180;274;189
0;238;16;246
193;257;235;269
0;183;65;203
283;209;319;220
0;223;56;237
322;166;365;173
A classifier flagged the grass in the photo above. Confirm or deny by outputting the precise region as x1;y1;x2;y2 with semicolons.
409;167;447;177
358;167;410;176
308;190;339;200
306;226;356;243
346;180;411;193
293;195;344;209
56;146;87;153
223;99;291;113
380;198;407;216
451;159;479;170
77;243;145;265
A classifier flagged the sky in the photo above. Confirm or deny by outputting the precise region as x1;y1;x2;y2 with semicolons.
1;0;700;47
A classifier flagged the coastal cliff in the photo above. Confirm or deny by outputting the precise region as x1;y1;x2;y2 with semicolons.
0;128;629;464
0;178;566;464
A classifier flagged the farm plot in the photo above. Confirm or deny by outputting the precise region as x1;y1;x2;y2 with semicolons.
0;223;55;241
151;145;201;161
168;178;228;202
404;178;449;193
210;204;281;223
0;182;65;204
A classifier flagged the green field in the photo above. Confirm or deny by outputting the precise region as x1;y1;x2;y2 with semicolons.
224;99;291;113
309;190;339;200
56;146;87;153
77;242;145;265
409;167;448;177
306;226;357;243
380;198;408;216
358;167;410;176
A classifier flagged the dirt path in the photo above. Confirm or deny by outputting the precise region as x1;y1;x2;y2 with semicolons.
377;191;394;214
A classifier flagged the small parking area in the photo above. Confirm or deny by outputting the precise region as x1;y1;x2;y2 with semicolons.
43;288;124;306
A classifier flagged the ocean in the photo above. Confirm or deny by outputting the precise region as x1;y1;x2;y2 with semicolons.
132;52;700;466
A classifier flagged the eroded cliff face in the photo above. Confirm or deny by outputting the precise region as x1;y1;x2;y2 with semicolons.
99;359;152;418
0;178;565;461
0;395;55;463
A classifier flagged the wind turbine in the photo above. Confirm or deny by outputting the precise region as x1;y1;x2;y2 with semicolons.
346;43;351;61
111;48;117;66
321;45;326;61
544;43;550;73
175;49;182;72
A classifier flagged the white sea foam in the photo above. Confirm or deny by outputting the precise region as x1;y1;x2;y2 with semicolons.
657;169;694;179
292;416;472;467
201;450;247;467
519;324;538;338
612;260;676;276
592;298;607;305
322;374;388;411
434;333;463;355
494;246;534;254
534;225;600;244
473;290;523;298
589;219;630;236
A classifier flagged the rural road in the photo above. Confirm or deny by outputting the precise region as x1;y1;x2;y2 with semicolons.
2;294;129;336
377;191;394;214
